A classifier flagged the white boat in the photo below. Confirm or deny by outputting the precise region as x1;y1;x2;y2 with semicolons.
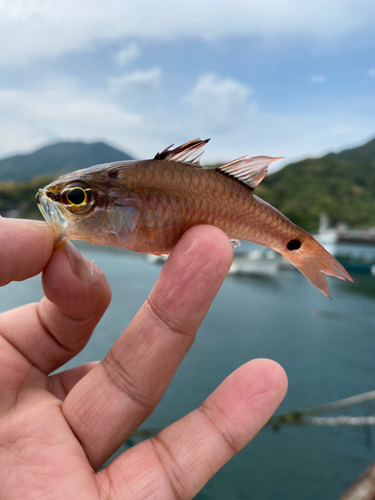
313;213;339;254
229;250;281;278
146;249;281;278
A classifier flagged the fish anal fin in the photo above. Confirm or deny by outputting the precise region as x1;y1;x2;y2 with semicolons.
217;156;284;189
154;138;210;165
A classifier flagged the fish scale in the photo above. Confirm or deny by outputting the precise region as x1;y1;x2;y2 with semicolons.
36;138;353;298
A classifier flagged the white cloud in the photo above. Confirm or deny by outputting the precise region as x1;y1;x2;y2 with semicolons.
108;68;161;102
114;43;141;66
185;73;252;132
193;111;375;173
367;68;375;77
0;73;374;176
0;81;145;158
309;74;326;84
0;86;141;127
0;0;375;65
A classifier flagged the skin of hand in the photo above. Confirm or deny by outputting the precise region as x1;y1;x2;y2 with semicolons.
0;217;287;500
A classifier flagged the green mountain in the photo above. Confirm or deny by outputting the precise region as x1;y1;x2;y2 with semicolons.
0;141;134;219
256;136;375;231
0;141;134;182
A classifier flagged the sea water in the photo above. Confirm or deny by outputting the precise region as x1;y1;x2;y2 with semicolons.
1;242;375;500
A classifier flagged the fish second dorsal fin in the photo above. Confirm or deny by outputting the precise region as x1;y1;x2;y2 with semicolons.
154;138;210;165
216;155;284;189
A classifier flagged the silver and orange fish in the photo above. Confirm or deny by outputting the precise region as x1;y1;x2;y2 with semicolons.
36;138;353;298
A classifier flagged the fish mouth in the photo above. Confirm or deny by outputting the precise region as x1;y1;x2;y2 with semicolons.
36;189;69;229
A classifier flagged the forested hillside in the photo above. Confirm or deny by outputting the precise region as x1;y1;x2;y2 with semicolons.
256;137;375;231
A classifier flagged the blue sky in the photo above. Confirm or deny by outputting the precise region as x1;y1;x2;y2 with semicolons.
0;0;374;171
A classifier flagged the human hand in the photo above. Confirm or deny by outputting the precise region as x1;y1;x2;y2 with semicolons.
0;217;287;499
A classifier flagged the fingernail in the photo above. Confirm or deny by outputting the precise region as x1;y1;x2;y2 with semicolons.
64;242;93;281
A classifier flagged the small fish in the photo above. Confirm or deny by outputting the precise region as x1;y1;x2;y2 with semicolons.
36;138;353;298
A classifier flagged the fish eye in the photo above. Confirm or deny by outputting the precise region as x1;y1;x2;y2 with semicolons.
66;187;86;206
61;184;94;209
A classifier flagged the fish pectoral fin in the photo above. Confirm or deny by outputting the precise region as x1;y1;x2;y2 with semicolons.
154;138;210;165
107;200;139;239
216;156;284;189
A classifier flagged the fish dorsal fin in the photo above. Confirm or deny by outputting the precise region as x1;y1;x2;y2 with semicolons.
216;155;284;189
154;138;210;165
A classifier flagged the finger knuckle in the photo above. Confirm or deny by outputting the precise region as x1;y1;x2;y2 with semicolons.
146;296;192;338
199;401;239;455
102;352;155;411
150;435;188;500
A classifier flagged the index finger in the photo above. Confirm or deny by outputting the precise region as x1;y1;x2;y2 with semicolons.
63;225;234;470
0;217;54;286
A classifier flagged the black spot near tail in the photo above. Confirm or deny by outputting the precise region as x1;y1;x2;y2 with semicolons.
287;239;301;251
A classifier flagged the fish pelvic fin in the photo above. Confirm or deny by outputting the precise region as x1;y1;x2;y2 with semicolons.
280;234;353;298
154;138;210;165
216;156;284;189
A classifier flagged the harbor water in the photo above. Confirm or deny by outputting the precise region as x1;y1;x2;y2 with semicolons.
1;242;375;499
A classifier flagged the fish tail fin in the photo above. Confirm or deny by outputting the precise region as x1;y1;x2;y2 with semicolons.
280;234;353;298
